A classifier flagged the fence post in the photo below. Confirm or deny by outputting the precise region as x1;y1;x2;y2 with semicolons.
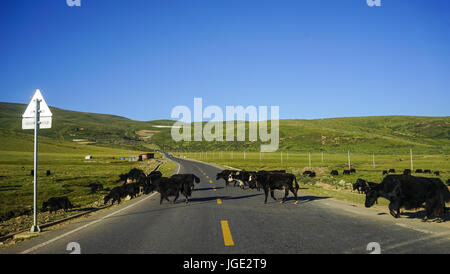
348;151;351;170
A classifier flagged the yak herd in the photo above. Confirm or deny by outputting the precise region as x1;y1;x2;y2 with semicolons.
41;165;449;223
220;169;449;222
104;168;201;205
41;168;200;214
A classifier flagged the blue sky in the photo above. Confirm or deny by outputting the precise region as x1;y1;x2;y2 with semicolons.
1;0;449;121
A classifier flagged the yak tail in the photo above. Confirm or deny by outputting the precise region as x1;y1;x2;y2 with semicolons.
194;175;201;184
293;176;299;190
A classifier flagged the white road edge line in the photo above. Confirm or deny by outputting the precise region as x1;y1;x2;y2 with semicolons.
165;153;181;175
395;223;434;235
381;231;450;252
323;202;438;235
322;202;367;216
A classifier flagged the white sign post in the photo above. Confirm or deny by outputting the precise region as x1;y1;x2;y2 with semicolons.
22;89;52;233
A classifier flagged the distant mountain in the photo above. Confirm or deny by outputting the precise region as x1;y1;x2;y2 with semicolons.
1;102;448;154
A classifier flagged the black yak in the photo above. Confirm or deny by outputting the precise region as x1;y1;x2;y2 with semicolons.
42;197;73;213
365;175;450;222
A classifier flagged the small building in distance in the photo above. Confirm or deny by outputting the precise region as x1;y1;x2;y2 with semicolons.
138;153;155;161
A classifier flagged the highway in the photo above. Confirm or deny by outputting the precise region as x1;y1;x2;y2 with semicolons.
2;154;449;254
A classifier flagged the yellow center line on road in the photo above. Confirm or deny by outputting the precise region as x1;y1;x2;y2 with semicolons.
220;220;235;246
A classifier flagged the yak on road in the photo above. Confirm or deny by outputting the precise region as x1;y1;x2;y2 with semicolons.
250;171;300;204
365;175;450;222
148;173;201;205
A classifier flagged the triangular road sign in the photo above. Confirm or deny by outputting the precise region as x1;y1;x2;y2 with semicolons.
22;89;53;129
22;89;53;118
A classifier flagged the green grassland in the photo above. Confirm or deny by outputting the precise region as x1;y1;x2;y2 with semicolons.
0;149;175;221
156;118;450;154
0;102;175;152
0;149;177;237
0;101;448;232
1;102;449;154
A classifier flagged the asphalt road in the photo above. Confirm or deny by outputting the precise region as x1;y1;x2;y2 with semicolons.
2;154;449;254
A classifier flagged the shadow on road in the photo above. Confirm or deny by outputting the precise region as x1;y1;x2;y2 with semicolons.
89;191;331;223
299;195;330;204
185;194;264;202
224;194;263;200
100;193;267;221
194;187;224;192
276;195;330;204
185;196;229;203
400;210;450;222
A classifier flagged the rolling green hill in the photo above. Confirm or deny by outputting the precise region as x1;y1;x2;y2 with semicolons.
0;102;449;154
